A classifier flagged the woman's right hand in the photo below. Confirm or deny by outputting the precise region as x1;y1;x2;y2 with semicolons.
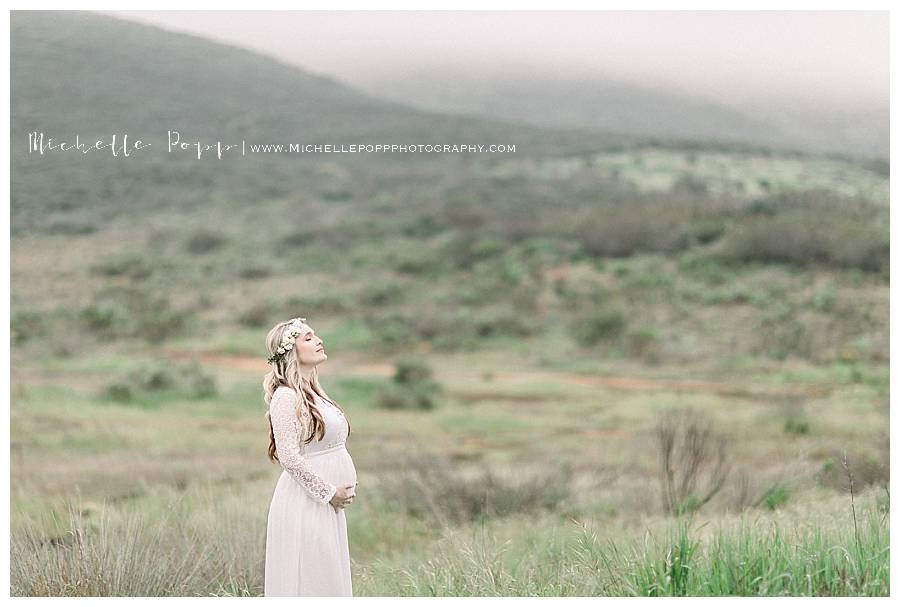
329;482;357;511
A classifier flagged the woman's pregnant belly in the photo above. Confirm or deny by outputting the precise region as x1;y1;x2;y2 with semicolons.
307;446;357;488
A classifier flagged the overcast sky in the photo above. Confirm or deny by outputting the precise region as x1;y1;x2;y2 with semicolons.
105;10;888;112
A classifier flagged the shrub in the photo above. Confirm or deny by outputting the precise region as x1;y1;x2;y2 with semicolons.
237;302;273;328
99;360;218;404
81;286;192;343
753;303;813;360
393;358;434;385
783;416;811;435
678;254;733;285
566;197;699;258
816;449;889;492
570;308;627;347
400;214;445;238
357;283;405;307
11;309;48;345
376;449;574;525
177;361;218;398
129;363;176;391
80;300;130;336
375;383;436;411
469;306;535;339
375;357;442;410
363;312;417;352
91;255;154;280
655;408;730;516
809;286;837;312
388;244;444;276
716;192;888;273
137;298;190;343
238;265;271;280
185;230;227;255
626;328;662;363
755;483;790;510
101;381;133;403
689;221;726;245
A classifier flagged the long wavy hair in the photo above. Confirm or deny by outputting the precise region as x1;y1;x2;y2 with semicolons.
263;319;351;463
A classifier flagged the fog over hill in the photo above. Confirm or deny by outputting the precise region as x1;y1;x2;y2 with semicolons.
106;10;889;160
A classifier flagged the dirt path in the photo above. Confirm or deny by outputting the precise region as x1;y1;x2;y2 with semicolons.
163;349;835;402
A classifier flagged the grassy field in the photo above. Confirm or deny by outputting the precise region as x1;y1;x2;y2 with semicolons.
10;333;890;595
10;144;890;594
10;11;889;596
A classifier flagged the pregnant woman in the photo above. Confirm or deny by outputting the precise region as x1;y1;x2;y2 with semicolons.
262;317;358;596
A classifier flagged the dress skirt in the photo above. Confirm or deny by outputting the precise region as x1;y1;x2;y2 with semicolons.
264;443;358;596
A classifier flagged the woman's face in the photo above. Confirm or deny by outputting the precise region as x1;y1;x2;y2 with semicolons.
293;323;327;366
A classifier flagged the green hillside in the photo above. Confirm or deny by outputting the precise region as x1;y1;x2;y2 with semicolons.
11;11;639;229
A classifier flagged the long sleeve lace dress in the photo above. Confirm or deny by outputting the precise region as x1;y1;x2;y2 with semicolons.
264;385;357;596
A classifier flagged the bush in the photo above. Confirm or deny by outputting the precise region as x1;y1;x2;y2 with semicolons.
570;308;627;347
11;309;48;345
363;312;417;352
137;299;191;343
376;449;574;525
655;408;730;516
185;230;227;255
388;244;444;276
753;304;813;360
90;255;154;280
179;361;218;398
689;221;726;245
129;363;176;391
238;265;271;280
566;197;697;258
716;192;888;273
237;302;274;328
356;283;405;307
375;357;442;410
626;328;662;363
816;449;889;492
81;286;191;343
100;360;218;404
393;358;434;385
783;416;811;435
469;306;535;339
678;255;733;285
755;483;790;510
101;381;133;403
80;300;130;336
375;383;437;410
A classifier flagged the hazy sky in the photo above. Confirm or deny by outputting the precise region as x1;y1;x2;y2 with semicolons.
105;10;888;112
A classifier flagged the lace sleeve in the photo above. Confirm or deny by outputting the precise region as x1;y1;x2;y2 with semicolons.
269;387;338;504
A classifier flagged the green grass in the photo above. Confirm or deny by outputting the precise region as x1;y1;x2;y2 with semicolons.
10;343;890;596
11;485;887;596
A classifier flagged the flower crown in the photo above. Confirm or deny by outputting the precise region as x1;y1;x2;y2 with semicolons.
267;317;306;365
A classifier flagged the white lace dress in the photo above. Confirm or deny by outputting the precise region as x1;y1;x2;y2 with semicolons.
264;385;357;596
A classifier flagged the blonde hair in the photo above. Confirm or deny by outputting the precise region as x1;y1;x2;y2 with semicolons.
262;319;351;463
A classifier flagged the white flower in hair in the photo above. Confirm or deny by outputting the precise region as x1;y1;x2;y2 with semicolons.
267;317;309;364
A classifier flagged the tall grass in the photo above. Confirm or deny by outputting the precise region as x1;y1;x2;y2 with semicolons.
11;486;888;596
385;496;888;596
591;512;888;596
10;484;266;597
